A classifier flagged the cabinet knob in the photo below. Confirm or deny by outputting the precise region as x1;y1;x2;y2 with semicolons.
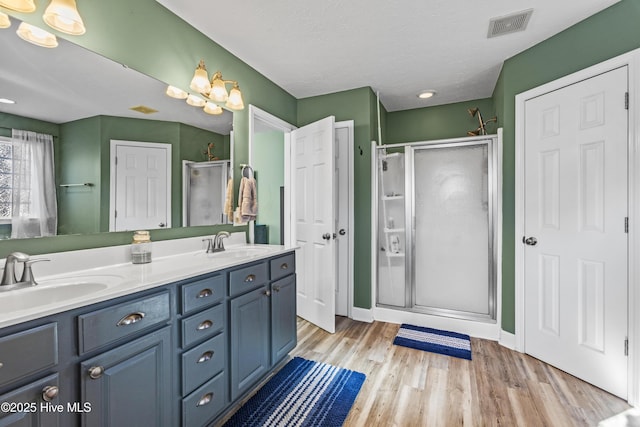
244;274;256;282
263;290;272;297
197;320;213;331
280;263;288;270
197;288;213;299
42;385;59;402
197;351;214;364
273;285;281;293
197;392;214;407
116;312;145;326
88;366;104;380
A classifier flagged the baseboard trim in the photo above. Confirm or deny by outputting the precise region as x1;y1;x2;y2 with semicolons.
350;307;374;323
499;330;517;351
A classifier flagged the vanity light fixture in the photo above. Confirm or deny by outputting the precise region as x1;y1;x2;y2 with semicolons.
0;11;11;28
189;59;245;110
16;22;58;48
165;85;188;100
203;101;223;115
186;94;206;108
43;0;86;35
0;98;16;104
417;90;436;99
0;0;35;13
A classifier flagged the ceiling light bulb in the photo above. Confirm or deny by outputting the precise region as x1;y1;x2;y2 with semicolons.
166;85;188;99
0;12;11;29
0;0;35;13
43;0;86;35
209;72;229;103
190;60;211;94
203;102;223;115
225;83;244;110
16;22;58;48
0;98;16;104
417;90;436;99
186;94;205;107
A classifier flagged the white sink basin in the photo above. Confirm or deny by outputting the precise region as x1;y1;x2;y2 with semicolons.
195;245;277;259
0;274;123;311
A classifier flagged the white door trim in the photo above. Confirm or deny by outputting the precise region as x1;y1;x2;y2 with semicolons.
108;139;172;231
515;47;640;405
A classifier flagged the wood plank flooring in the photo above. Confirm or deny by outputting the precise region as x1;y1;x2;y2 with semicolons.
290;316;630;427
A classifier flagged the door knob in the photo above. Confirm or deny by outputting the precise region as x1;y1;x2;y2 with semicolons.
339;229;346;235
158;222;166;228
523;236;538;246
322;233;331;240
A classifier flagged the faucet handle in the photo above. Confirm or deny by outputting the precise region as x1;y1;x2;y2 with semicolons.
202;238;214;253
20;258;50;286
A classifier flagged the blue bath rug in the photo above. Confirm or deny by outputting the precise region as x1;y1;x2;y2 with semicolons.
393;324;472;360
223;356;366;427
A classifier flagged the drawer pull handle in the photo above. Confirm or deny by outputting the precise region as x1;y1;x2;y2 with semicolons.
245;274;256;282
0;362;3;369
117;312;145;326
197;392;214;407
263;290;272;297
280;263;289;270
42;385;59;402
197;351;214;363
197;288;213;298
88;366;104;380
273;285;281;292
197;320;213;331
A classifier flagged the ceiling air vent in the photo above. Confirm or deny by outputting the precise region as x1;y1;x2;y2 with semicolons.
487;9;533;38
129;105;158;115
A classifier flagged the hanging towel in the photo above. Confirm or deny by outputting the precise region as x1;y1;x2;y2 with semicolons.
238;176;258;221
224;178;234;220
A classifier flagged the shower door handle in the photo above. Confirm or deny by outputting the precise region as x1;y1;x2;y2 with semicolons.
523;236;538;246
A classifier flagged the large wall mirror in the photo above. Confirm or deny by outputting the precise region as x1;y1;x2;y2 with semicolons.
0;18;234;240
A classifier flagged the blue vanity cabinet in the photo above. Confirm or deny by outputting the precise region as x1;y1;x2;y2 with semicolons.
178;273;229;427
271;273;297;363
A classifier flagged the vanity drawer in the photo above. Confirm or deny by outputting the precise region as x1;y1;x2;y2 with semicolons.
0;323;58;388
229;262;268;297
182;371;227;427
270;253;295;281
181;304;224;348
78;292;170;354
182;333;225;395
181;274;226;315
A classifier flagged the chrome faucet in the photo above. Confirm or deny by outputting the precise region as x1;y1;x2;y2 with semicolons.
212;231;230;252
1;252;30;286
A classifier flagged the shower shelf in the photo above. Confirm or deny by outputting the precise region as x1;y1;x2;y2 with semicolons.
382;195;403;200
385;252;405;258
383;228;405;233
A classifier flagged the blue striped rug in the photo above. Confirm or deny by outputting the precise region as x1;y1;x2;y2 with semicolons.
393;324;472;360
223;357;366;427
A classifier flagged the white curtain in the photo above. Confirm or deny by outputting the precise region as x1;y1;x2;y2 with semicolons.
10;129;57;238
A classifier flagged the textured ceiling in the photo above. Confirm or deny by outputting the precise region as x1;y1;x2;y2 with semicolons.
156;0;620;111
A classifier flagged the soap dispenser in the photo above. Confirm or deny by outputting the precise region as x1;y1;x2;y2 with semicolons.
131;230;152;264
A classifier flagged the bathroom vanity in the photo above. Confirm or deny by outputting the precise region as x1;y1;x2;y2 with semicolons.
0;239;297;426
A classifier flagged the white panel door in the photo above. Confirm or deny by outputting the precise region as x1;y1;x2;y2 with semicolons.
524;66;628;398
112;141;171;231
292;116;336;333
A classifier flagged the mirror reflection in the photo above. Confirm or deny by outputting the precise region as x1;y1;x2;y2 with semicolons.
0;18;233;239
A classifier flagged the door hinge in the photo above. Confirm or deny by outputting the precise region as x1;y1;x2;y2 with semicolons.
625;337;629;356
625;217;629;233
625;92;629;110
114;210;117;218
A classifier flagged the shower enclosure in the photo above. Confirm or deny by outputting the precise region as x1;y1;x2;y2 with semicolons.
182;160;230;226
376;135;499;322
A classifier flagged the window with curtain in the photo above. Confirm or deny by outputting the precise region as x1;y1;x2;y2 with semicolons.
0;130;57;238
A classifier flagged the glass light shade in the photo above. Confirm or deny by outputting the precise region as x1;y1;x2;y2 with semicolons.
190;61;211;94
203;102;223;115
43;0;86;35
165;85;188;99
0;12;11;29
16;22;58;48
209;73;228;102
0;0;35;13
225;84;244;110
186;94;205;107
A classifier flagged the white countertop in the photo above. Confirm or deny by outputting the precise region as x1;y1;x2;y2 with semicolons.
0;234;296;329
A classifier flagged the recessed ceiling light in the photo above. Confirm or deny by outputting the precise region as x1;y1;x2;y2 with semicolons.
417;90;436;99
0;98;16;104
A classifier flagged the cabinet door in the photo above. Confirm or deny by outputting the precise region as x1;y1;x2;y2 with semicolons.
229;287;269;401
80;327;171;427
271;274;297;363
0;374;59;427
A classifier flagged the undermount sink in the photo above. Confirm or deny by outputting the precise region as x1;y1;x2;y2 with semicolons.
0;275;122;311
196;245;277;259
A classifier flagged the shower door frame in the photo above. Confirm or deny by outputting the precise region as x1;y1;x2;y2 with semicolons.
405;136;499;322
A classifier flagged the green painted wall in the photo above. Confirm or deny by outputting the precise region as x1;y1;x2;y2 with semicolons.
253;131;285;244
298;87;378;308
385;98;496;144
493;0;640;333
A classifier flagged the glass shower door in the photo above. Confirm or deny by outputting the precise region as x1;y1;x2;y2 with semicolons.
410;140;496;320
